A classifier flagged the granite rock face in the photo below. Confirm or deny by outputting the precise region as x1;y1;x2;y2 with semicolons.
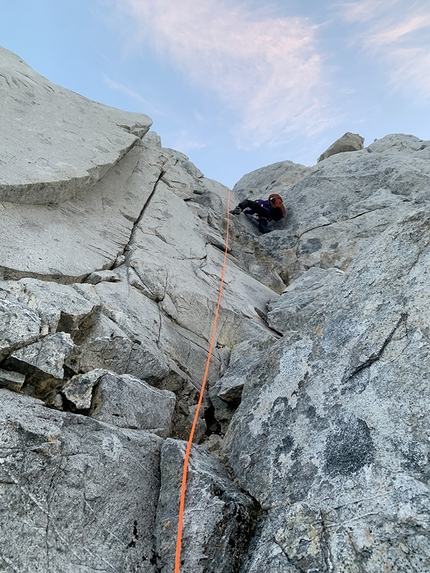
232;132;430;282
223;209;430;571
0;390;162;573
2;45;430;573
0;47;275;572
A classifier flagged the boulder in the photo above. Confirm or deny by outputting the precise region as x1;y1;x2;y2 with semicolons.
0;389;162;573
233;160;311;201
317;131;365;162
90;372;176;438
61;368;108;410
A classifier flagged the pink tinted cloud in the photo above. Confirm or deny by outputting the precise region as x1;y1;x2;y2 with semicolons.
117;0;335;146
341;0;400;23
340;0;430;102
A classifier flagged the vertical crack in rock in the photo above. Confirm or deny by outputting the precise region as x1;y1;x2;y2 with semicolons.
320;511;335;573
113;164;167;271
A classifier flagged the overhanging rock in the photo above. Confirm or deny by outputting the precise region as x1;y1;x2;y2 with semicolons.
0;46;152;204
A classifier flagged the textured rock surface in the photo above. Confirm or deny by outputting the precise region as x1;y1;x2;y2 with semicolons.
7;332;74;382
90;372;176;438
2;45;430;573
0;277;99;335
223;209;430;571
0;137;166;281
267;266;344;334
232;133;430;281
155;439;257;573
61;368;108;410
0;290;42;359
0;389;162;573
233;159;312;201
0;367;25;391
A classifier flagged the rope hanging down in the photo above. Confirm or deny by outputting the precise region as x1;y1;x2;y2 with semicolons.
174;187;231;573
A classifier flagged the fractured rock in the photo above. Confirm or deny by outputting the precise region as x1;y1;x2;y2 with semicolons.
210;335;278;434
250;134;430;280
267;267;344;334
0;277;99;336
67;282;169;382
223;209;430;569
0;138;167;282
0;292;41;359
0;389;162;573
61;368;107;410
85;270;121;285
90;372;176;438
213;334;278;406
155;438;257;573
6;332;74;397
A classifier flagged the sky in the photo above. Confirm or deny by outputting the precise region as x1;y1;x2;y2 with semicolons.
1;0;430;188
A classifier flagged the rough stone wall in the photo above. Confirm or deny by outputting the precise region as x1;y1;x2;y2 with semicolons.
225;135;430;572
2;45;430;573
0;46;277;573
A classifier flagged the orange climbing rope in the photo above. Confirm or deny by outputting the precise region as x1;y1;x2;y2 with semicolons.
174;187;231;573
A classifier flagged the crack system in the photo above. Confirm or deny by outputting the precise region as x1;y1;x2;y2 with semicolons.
341;313;408;384
111;163;168;270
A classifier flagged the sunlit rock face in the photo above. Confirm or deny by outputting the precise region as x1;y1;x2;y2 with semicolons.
0;46;152;205
1;46;430;572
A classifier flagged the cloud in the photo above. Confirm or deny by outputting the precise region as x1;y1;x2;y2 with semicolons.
364;13;430;47
339;0;430;103
102;73;169;117
169;130;207;154
340;0;400;23
113;0;336;147
102;74;147;103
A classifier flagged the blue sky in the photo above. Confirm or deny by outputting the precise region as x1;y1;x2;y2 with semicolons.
1;0;430;187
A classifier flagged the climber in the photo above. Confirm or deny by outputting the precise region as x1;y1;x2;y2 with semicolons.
230;193;286;234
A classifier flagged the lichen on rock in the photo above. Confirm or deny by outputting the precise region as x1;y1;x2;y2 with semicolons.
1;44;430;573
